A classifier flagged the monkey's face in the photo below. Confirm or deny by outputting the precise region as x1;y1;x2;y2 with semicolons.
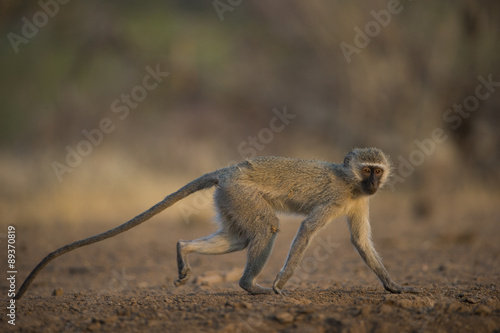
360;166;384;195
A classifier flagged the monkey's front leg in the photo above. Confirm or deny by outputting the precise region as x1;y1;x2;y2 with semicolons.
347;215;419;294
273;217;326;295
354;245;418;293
272;235;307;295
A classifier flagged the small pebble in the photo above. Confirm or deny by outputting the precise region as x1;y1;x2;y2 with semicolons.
274;312;294;324
52;288;63;296
474;305;492;316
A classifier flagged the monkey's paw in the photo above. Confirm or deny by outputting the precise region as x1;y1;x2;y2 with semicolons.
174;278;187;287
385;284;420;294
174;274;191;287
272;275;291;296
400;286;421;294
272;283;291;296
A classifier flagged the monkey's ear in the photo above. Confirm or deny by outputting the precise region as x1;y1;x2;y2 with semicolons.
343;151;356;165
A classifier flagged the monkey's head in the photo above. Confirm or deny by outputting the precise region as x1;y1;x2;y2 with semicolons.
343;148;391;195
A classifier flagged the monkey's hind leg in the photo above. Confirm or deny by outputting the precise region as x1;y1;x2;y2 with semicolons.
239;230;278;295
174;231;247;287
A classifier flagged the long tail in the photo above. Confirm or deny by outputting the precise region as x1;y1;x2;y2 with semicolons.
15;171;221;300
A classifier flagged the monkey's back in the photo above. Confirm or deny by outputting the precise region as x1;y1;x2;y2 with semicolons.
229;157;351;214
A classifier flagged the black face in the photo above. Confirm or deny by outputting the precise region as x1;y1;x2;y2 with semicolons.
361;166;384;195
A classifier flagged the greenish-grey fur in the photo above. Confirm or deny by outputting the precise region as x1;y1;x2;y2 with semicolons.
16;147;418;300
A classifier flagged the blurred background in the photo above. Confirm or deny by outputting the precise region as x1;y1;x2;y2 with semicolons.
0;0;499;231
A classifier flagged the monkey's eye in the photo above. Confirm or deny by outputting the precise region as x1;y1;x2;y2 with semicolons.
374;168;382;175
362;167;371;174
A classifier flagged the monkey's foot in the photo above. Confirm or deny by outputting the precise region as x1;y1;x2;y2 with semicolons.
399;286;420;294
174;278;188;287
385;284;420;294
240;281;274;295
248;286;274;295
174;268;191;287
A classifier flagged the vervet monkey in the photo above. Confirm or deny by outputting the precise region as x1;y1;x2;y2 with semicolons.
15;148;417;300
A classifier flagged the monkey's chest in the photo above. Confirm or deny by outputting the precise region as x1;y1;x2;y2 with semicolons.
263;189;322;215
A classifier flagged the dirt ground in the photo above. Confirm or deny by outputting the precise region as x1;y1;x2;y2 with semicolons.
2;192;500;333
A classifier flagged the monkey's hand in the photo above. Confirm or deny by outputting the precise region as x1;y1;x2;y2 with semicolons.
385;284;420;294
272;276;290;296
272;285;290;296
